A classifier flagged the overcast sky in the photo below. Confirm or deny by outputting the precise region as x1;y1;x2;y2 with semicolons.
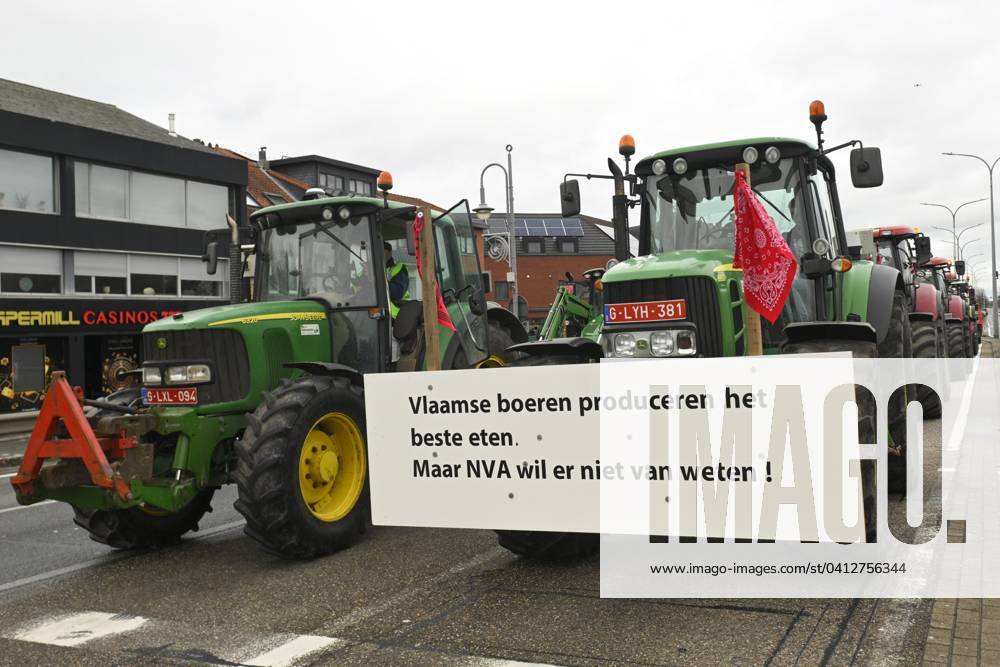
5;1;1000;282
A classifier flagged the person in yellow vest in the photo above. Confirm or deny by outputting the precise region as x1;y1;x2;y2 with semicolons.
384;242;409;318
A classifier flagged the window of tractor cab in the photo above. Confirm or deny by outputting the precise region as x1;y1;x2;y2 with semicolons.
647;158;810;258
808;166;838;256
876;240;895;267
261;215;377;307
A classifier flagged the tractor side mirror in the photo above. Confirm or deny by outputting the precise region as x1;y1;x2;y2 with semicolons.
480;271;492;294
469;286;487;316
955;260;966;277
203;241;219;275
405;220;416;256
850;146;884;188
915;235;932;265
560;179;581;217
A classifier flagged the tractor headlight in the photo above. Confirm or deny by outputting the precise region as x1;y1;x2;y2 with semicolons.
650;331;675;356
672;157;688;175
614;333;636;357
164;364;212;385
651;159;667;175
742;146;759;164
142;366;162;386
675;331;697;356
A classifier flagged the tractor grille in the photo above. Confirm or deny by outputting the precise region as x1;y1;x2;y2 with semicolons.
603;276;724;357
142;329;250;404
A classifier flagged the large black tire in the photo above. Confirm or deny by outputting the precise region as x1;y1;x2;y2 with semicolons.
782;338;878;543
452;318;523;368
910;321;942;419
947;322;965;362
879;291;908;494
963;325;973;358
234;375;370;559
71;387;214;549
495;352;600;559
73;490;215;549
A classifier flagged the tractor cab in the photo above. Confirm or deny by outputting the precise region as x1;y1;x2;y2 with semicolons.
247;192;492;373
554;100;894;358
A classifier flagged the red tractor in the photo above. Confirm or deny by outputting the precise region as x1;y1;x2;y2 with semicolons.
923;257;974;362
871;227;942;415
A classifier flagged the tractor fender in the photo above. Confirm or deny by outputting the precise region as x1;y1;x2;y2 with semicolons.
283;362;363;387
508;337;603;360
947;295;966;321
908;311;934;323
865;263;905;344
486;304;529;343
783;321;877;346
912;283;939;320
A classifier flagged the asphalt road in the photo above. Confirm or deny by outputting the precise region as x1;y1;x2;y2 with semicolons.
0;358;975;666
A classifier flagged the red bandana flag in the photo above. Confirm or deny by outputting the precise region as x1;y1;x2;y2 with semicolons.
732;170;798;323
412;212;457;332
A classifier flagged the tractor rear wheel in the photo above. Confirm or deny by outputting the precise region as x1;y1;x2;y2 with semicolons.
234;375;369;559
879;290;909;494
782;338;878;543
910;321;942;419
73;490;215;549
947;322;965;361
495;352;599;559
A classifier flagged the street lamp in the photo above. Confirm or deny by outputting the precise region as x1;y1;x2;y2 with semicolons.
959;236;982;259
920;198;985;258
943;151;1000;339
475;145;518;318
931;223;984;257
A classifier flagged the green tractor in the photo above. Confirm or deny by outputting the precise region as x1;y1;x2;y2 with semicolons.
13;182;525;558
536;268;606;339
498;101;909;558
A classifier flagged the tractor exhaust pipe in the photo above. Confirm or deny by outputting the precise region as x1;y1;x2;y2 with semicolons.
608;158;630;262
226;214;241;303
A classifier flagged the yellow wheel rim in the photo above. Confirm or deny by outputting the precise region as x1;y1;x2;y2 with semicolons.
298;412;366;522
475;354;506;369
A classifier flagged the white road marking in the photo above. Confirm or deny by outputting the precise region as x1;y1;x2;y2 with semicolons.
0;472;18;479
466;659;560;667
13;611;147;647
243;635;342;667
0;500;55;515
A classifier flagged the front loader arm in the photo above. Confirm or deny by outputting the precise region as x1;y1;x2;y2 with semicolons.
539;286;598;340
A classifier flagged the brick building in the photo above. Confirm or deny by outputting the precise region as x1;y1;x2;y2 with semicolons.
481;214;615;324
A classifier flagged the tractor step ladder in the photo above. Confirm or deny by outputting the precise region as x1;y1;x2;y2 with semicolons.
11;371;135;502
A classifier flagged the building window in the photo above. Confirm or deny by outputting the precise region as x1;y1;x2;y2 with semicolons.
264;193;286;206
319;173;344;191
523;238;543;254
494;280;510;300
75;161;230;229
348;179;372;196
129;254;178;296
179;257;223;297
0;148;58;214
558;239;578;253
0;246;62;293
75;251;127;295
186;181;230;230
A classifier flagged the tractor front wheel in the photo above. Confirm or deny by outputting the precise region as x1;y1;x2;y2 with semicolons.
910;320;942;420
73;490;215;549
782;338;878;543
234;375;369;559
495;352;599;559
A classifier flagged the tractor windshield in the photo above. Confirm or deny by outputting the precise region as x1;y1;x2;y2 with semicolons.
646;158;810;257
261;215;377;306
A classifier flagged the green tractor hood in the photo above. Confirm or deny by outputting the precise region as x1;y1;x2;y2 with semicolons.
145;299;327;332
601;249;734;284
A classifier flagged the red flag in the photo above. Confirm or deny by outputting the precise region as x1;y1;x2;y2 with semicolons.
412;212;457;332
732;170;798;324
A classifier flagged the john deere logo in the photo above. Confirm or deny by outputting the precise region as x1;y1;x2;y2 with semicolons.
156;337;168;350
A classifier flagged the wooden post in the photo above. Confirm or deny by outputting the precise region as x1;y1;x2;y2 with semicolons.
735;163;763;356
418;206;442;370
